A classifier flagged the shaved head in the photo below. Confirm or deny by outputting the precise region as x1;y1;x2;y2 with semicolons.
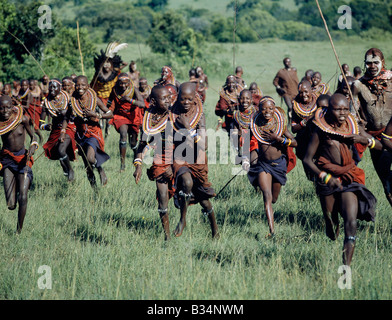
329;93;348;109
179;82;197;96
0;95;12;105
299;80;312;90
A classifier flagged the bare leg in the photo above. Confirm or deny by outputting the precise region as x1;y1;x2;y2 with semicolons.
157;181;170;241
200;199;219;239
128;127;139;159
3;168;17;210
319;194;339;240
118;125;128;172
58;135;74;181
257;172;275;237
341;192;358;266
16;173;31;234
174;172;193;237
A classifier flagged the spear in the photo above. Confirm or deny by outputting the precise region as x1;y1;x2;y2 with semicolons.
76;21;85;76
315;0;362;121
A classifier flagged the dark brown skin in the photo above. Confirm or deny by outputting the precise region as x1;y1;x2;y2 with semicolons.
0;96;37;234
40;81;75;181
303;94;381;265
114;76;144;171
291;80;313;134
352;50;392;207
172;82;219;239
248;100;297;237
74;76;113;186
134;86;172;240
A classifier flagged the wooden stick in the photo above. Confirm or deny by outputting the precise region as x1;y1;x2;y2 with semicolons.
1;27;47;77
76;21;85;76
315;0;361;120
232;0;238;74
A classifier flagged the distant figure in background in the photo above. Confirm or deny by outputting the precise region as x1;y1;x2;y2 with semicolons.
301;69;314;83
235;66;246;88
90;42;128;138
127;60;140;89
273;57;299;120
195;66;208;89
215;75;244;133
311;71;331;98
139;77;152;107
39;75;50;99
189;68;197;82
337;63;353;89
249;82;263;108
2;83;12;97
11;80;20;99
353;66;362;80
154;66;181;89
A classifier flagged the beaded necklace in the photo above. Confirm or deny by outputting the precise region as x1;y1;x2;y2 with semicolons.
142;107;169;135
71;88;97;118
293;94;318;119
312;108;358;137
170;95;203;132
250;107;287;145
0;105;23;136
233;106;256;129
45;90;70;117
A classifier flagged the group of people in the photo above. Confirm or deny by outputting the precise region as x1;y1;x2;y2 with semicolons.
214;48;391;266
1;45;391;266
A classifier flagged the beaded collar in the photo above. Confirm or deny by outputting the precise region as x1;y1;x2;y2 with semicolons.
170;95;203;132
0;105;23;136
293;93;318;119
312;107;359;137
45;90;70;117
142;107;169;135
233;106;256;129
71;88;97;118
250;107;287;145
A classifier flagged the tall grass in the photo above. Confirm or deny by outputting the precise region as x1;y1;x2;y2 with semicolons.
1;40;392;300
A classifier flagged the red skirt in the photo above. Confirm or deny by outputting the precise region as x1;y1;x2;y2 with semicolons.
43;123;77;161
109;108;144;133
26;104;42;130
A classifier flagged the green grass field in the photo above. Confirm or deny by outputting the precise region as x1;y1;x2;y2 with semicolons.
1;39;392;300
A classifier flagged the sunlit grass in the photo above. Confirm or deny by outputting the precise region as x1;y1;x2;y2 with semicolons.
1;39;392;300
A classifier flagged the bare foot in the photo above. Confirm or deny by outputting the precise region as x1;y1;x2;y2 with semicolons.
174;219;186;237
265;232;275;239
98;167;108;186
68;169;75;182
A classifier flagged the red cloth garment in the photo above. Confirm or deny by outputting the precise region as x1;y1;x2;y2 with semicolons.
26;96;42;130
316;142;365;185
43;123;77;161
108;90;144;133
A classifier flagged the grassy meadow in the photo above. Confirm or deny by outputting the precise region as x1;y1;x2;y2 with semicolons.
1;39;392;300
